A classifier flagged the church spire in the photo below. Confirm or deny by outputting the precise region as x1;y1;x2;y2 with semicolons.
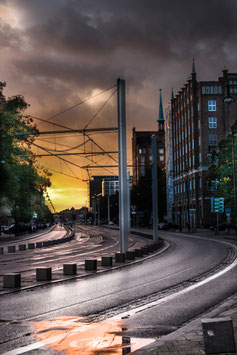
192;58;196;76
157;89;164;132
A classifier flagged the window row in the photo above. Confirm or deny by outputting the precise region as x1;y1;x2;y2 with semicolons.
202;86;222;95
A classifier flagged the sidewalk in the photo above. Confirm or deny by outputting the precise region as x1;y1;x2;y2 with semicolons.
132;293;237;355
130;227;237;355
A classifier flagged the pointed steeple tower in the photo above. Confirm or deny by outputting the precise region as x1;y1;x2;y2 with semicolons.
192;58;196;76
157;89;164;132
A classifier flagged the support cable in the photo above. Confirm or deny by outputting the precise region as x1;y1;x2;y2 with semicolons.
35;84;117;127
83;88;117;130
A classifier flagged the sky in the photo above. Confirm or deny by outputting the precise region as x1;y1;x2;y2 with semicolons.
1;0;237;211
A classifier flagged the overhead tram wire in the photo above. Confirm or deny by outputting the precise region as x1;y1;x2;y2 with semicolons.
83;88;117;130
31;142;88;181
36;84;117;127
46;167;87;182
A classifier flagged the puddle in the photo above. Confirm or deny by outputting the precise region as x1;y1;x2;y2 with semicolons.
31;316;155;354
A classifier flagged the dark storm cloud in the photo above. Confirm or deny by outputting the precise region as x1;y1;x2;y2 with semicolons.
3;0;237;121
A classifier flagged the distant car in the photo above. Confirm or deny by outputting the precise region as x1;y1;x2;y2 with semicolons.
209;222;232;231
167;222;180;230
158;222;169;230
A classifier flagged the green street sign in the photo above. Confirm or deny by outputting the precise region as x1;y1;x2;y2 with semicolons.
211;197;224;213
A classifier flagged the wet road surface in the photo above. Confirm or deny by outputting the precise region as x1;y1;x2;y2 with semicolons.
0;230;236;354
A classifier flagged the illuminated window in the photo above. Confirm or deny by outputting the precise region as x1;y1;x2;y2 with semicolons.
209;134;217;146
208;100;216;111
208;117;217;128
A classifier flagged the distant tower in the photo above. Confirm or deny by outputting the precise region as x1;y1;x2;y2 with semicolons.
192;58;196;77
157;89;164;132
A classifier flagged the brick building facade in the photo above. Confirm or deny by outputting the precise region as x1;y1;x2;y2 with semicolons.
171;64;237;228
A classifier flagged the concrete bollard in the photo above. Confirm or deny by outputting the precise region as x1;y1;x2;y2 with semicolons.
115;253;126;263
28;243;35;250
85;259;97;271
0;247;4;254
19;244;26;251
3;273;21;288
63;263;77;275
8;246;16;253
36;267;52;281
201;317;236;354
135;249;143;257
147;244;154;253
36;242;43;248
125;251;135;260
101;256;113;267
141;246;149;255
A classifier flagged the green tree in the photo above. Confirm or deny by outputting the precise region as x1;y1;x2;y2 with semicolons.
0;82;52;228
208;120;237;223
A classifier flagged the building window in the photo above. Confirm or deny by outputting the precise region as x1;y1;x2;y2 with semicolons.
198;120;200;130
202;86;206;94
208;180;218;191
189;157;191;167
180;183;182;193
192;155;195;165
192;139;194;149
159;148;164;154
208;117;217;128
183;182;185;192
208;100;216;111
160;155;164;161
209;134;217;146
198;136;201;146
199;177;202;189
189;179;192;190
199;152;202;165
193;178;195;190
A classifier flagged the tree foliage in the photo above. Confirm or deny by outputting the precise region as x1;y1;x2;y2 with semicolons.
0;82;52;224
208;120;237;220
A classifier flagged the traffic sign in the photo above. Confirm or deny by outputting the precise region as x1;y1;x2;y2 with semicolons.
225;208;231;216
211;197;224;213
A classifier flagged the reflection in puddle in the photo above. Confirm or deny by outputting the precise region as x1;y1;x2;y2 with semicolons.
32;317;155;354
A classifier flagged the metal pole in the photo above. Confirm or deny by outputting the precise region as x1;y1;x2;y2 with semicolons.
151;135;159;242
127;171;131;234
232;135;237;233
98;197;100;226
117;78;128;252
108;183;110;225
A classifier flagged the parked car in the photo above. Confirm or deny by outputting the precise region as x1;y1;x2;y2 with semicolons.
209;222;232;231
167;222;179;230
158;222;169;230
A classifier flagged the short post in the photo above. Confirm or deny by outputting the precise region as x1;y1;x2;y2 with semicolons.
3;273;21;288
63;264;77;275
8;245;16;253
36;267;52;281
202;317;236;354
85;259;97;271
101;256;113;266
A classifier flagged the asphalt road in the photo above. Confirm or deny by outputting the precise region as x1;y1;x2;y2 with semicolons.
0;229;236;354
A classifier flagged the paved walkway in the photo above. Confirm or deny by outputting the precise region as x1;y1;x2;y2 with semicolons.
131;228;237;355
132;293;237;354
